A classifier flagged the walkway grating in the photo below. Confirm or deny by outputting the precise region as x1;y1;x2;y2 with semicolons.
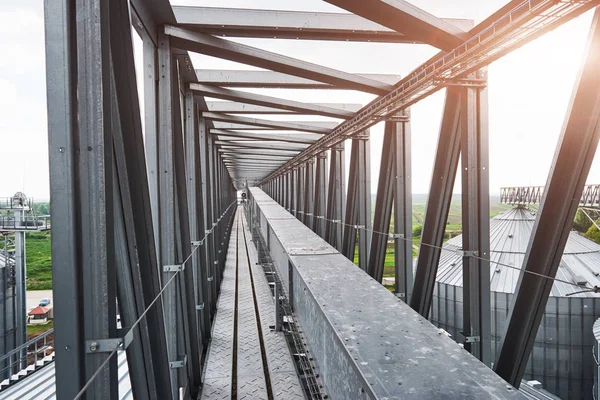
201;207;303;400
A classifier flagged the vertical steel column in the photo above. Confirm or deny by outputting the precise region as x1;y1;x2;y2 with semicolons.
393;115;413;303
297;166;305;221
460;71;491;365
342;139;360;260
185;96;210;345
496;10;600;386
45;0;117;397
173;78;202;393
410;88;461;318
13;212;26;371
157;31;184;399
109;1;171;397
142;20;160;262
356;135;372;272
291;168;298;216
325;143;346;251
203;133;217;315
304;159;315;229
368;124;395;282
198;118;215;318
313;152;328;236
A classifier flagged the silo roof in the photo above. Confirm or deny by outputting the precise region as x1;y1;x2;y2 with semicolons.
436;207;600;297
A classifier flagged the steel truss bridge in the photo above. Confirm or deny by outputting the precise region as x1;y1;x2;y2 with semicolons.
30;0;600;398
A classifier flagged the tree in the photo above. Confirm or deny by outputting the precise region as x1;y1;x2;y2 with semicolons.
412;224;422;237
573;209;592;233
585;223;600;244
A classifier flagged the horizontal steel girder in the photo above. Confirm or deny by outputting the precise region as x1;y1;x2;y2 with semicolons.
324;0;467;50
172;6;472;43
205;100;362;114
211;129;321;144
191;84;354;119
197;70;400;89
219;148;300;156
212;120;338;131
216;141;309;151
164;25;393;95
203;112;332;134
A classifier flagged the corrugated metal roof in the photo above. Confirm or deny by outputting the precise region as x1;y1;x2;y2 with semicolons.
0;351;132;399
436;207;600;297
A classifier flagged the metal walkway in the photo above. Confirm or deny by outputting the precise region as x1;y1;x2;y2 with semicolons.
201;208;303;400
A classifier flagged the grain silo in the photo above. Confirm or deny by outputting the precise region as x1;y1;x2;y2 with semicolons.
431;206;600;399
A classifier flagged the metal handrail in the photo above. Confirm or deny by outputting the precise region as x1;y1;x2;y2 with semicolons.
0;328;54;364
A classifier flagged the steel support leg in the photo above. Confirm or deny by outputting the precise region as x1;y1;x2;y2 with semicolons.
325;144;345;251
110;1;172;396
314;153;328;236
304;159;315;230
185;95;211;346
199;119;215;319
393;116;413;303
495;10;600;386
410;87;461;318
157;31;187;399
342;139;360;260
460;71;491;365
368;124;395;282
297;166;305;221
45;0;117;397
356;136;372;272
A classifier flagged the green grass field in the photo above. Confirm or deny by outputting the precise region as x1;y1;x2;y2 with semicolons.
25;232;52;290
26;320;53;337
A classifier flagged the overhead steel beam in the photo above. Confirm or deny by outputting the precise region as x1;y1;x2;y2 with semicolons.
191;84;354;118
219;148;300;156
211;129;321;144
324;0;467;50
197;70;400;89
495;10;600;387
213;120;338;131
222;154;293;161
460;71;491;365
172;6;472;43
215;140;309;151
410;88;461;318
205;100;362;114
165;26;393;95
204;112;332;134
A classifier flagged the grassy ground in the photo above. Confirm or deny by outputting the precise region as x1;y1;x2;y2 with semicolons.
25;232;52;290
26;320;53;337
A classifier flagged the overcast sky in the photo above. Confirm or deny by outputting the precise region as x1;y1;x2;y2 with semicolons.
1;0;598;200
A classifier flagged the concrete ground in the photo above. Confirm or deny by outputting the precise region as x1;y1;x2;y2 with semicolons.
27;290;53;311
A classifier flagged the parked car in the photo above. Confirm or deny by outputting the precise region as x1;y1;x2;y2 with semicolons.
39;298;51;307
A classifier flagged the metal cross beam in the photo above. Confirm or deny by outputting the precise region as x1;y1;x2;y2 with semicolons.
324;0;468;50
203;112;332;134
215;140;309;151
172;6;472;43
191;84;354;118
197;70;400;89
213;120;338;131
205;100;362;114
165;26;393;95
211;129;322;144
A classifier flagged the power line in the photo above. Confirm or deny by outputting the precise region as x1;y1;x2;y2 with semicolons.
294;210;590;291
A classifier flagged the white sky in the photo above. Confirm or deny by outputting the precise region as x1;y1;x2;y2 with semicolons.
1;0;599;200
